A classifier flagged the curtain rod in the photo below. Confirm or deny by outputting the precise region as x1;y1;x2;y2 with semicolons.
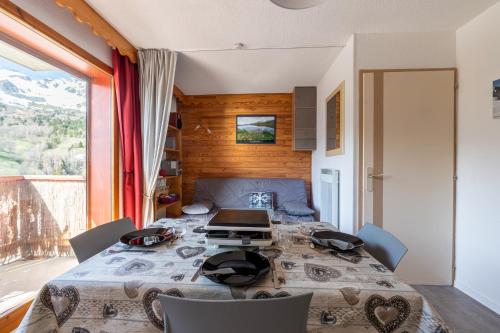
175;44;345;53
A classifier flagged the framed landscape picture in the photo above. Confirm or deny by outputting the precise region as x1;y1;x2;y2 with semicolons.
493;79;500;119
236;115;276;144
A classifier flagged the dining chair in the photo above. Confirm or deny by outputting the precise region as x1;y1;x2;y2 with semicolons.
357;223;408;272
69;217;136;263
158;292;313;333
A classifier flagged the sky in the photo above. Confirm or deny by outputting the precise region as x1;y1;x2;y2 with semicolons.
237;116;275;126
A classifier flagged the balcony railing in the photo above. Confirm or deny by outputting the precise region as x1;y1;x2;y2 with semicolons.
0;175;86;265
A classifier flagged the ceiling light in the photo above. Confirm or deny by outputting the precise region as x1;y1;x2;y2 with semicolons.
270;0;326;10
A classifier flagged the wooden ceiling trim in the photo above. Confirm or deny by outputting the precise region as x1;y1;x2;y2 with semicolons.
53;0;187;101
181;93;292;107
54;0;137;63
173;85;188;105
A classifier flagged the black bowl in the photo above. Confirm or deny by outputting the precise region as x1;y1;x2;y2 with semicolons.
120;227;175;247
201;250;270;287
310;230;364;251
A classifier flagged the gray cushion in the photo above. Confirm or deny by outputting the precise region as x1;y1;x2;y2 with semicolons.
182;200;213;215
193;178;308;210
283;202;315;216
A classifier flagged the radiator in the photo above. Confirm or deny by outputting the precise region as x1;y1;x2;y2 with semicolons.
320;168;340;228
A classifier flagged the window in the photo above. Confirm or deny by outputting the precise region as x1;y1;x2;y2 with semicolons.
0;37;87;313
0;7;116;319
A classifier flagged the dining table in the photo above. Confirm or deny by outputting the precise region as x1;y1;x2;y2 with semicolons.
17;217;450;333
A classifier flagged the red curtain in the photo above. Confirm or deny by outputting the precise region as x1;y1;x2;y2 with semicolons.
112;50;143;229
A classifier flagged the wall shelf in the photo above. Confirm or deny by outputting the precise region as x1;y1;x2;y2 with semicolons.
154;113;182;219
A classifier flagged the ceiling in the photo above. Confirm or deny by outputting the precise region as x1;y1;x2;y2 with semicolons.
86;0;498;95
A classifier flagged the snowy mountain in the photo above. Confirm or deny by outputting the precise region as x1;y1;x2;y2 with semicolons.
0;68;86;112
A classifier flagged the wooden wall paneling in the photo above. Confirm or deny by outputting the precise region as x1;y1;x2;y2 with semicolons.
180;94;312;205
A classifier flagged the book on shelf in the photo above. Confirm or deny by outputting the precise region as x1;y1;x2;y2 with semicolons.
160;160;182;176
165;136;176;149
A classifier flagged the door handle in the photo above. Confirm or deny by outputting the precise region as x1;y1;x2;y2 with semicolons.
368;173;385;179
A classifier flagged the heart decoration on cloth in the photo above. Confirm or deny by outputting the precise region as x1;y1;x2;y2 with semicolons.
143;288;184;330
102;303;118;318
123;280;144;299
280;261;297;270
230;286;249;299
176;246;206;259
304;263;341;282
364;294;411;333
170;273;185;281
115;259;155;276
40;284;80;327
259;248;282;260
71;328;89;333
320;310;337;325
340;287;361;305
252;290;291;299
370;264;389;273
376;280;395;289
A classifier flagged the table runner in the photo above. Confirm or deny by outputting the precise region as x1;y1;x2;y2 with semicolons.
17;218;450;333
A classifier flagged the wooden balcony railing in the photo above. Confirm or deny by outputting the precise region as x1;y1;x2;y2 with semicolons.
0;175;86;265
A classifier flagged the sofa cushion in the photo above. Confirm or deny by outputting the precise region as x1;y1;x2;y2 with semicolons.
182;200;213;215
193;178;308;210
248;192;274;209
283;201;315;216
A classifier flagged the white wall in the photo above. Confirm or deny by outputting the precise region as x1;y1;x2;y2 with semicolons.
312;32;456;234
455;2;500;314
312;35;355;234
11;0;112;66
355;32;456;70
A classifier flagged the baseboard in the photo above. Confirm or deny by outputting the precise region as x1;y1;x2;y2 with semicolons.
455;279;500;315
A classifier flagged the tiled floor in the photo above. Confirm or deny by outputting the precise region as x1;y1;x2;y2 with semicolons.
413;285;500;333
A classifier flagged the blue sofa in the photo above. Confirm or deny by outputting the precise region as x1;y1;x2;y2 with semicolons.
192;177;315;222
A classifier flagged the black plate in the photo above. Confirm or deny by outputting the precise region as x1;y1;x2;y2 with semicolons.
310;230;364;251
120;227;175;247
201;250;270;287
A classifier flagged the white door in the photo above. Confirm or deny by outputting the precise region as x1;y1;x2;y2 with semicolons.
361;70;455;285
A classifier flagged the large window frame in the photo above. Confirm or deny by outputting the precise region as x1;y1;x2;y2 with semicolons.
0;1;118;329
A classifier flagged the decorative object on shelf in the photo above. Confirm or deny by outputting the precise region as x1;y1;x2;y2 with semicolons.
493;79;500;118
165;136;176;149
270;0;326;10
169;107;183;129
161;160;182;176
249;191;274;209
158;193;179;205
156;178;168;189
236;115;276;144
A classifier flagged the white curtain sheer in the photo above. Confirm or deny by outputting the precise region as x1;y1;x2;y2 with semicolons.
138;49;177;225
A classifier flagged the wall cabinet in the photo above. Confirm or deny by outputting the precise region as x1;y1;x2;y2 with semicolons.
293;87;317;151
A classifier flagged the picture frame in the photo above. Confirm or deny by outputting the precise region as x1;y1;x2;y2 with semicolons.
493;79;500;119
236;115;276;144
326;81;345;156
